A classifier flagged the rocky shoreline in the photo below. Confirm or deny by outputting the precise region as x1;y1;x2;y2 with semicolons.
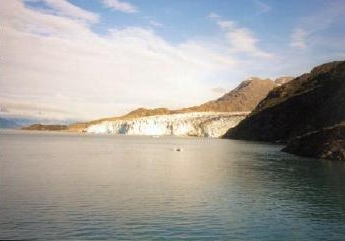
283;124;345;161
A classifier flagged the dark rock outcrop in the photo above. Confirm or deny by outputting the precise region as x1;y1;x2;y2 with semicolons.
224;60;345;161
225;61;345;143
283;124;345;161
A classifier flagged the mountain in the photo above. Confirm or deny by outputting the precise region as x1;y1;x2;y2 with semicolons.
21;77;280;136
69;77;276;137
179;77;277;113
123;78;277;115
79;77;277;124
0;118;20;129
225;60;345;160
275;76;294;86
121;107;171;118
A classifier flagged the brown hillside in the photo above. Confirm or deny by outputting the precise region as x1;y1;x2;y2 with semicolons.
178;77;277;113
225;60;345;142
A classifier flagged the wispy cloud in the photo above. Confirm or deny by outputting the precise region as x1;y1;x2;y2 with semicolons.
101;0;138;13
149;20;163;28
289;1;345;50
0;100;73;120
290;28;308;49
26;0;99;24
3;1;343;121
253;0;271;15
212;14;273;58
208;12;221;19
217;20;236;29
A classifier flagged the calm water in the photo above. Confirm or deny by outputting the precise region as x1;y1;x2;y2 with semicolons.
1;130;345;240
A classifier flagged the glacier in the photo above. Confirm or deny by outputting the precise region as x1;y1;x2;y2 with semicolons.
86;112;248;137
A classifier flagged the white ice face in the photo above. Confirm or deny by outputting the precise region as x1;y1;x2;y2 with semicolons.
86;112;247;137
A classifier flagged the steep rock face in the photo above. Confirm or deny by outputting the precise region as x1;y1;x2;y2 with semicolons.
283;124;345;161
225;61;345;142
86;112;248;137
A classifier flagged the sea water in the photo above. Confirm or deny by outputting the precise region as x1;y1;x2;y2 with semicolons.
1;130;345;240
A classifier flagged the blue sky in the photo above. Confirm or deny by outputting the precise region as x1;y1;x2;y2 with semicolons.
65;0;340;44
1;0;345;121
27;0;339;45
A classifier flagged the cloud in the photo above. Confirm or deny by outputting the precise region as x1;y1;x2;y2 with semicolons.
290;28;308;49
149;20;163;28
4;0;342;121
1;0;239;120
289;1;345;50
25;0;99;24
0;100;73;120
208;12;221;19
217;20;236;29
101;0;138;13
215;18;273;58
253;0;271;15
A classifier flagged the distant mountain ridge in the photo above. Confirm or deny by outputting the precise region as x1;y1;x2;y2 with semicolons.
103;77;278;119
67;77;280;130
22;124;68;131
24;77;282;132
0;118;20;129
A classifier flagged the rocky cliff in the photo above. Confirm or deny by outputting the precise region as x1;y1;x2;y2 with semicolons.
225;60;345;160
283;124;345;161
225;61;345;141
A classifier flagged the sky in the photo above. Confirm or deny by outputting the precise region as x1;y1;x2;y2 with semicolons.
1;0;345;121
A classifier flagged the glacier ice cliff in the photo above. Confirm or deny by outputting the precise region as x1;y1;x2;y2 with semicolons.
86;112;248;137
